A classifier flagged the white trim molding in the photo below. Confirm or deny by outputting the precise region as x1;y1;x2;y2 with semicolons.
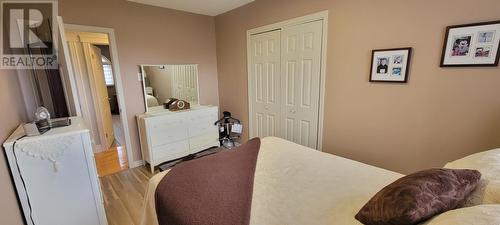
130;160;145;168
246;10;329;151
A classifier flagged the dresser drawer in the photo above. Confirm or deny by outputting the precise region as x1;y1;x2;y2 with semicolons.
152;140;189;165
187;109;218;137
188;122;218;138
190;132;219;151
188;109;218;125
148;117;188;147
137;106;220;171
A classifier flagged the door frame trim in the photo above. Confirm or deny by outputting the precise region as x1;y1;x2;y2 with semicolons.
246;10;329;151
58;21;136;167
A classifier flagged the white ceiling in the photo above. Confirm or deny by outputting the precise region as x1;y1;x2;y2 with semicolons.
128;0;255;16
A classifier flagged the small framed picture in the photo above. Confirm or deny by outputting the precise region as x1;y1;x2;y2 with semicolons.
370;48;412;83
441;21;500;67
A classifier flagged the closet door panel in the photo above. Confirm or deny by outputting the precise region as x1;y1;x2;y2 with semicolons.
249;30;282;138
281;20;323;149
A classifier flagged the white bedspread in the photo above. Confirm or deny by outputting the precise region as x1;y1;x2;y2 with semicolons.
146;94;159;107
140;137;402;225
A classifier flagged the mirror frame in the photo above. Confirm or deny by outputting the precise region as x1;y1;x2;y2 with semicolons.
139;64;200;112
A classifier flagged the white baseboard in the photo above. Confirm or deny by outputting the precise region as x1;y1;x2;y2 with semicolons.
130;160;144;168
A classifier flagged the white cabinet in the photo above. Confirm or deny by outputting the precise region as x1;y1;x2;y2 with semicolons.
137;105;220;173
3;117;107;225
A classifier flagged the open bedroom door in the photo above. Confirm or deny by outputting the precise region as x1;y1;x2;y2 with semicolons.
57;16;114;151
83;44;115;149
57;16;137;169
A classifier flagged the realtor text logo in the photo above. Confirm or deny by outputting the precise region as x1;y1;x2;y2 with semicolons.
1;1;57;69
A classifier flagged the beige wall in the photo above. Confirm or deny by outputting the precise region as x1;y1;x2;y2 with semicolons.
0;1;498;222
215;0;500;174
60;0;219;162
0;70;28;225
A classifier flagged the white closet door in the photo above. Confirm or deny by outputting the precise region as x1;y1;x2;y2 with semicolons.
281;20;323;149
249;30;282;138
171;65;199;104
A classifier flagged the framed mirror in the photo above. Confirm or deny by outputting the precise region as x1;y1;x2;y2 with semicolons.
140;64;200;112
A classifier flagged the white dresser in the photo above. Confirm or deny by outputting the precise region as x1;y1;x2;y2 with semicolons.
137;105;220;173
3;117;107;225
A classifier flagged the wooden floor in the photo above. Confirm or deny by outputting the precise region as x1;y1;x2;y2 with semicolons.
100;166;153;225
95;143;153;225
95;146;129;177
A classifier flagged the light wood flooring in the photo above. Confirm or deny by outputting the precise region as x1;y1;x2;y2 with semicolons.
100;166;153;225
95;145;150;225
95;146;129;177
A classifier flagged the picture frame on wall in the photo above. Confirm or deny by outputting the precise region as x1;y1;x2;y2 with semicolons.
370;47;412;83
440;20;500;67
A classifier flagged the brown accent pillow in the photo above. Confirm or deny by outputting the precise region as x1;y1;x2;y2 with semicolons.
355;168;481;225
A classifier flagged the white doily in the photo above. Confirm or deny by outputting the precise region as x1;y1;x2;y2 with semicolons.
16;136;76;172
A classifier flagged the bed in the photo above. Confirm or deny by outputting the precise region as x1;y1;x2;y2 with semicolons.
146;94;159;107
140;137;403;225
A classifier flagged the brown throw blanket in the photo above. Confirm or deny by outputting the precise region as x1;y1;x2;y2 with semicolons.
155;138;261;225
